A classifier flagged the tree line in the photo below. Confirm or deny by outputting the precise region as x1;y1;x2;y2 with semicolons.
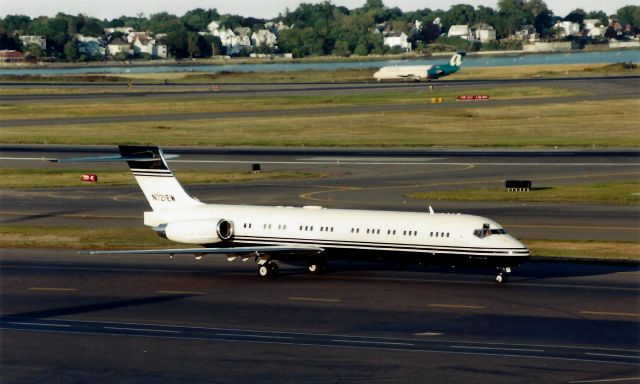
1;0;638;60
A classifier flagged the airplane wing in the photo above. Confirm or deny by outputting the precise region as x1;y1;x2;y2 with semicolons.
82;245;324;256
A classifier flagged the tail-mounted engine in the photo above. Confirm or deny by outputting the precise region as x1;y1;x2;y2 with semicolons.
155;219;234;244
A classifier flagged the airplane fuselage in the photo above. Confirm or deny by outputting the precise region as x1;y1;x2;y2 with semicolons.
145;203;530;268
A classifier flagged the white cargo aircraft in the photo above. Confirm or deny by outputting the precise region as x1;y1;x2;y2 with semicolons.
55;145;529;283
373;52;465;81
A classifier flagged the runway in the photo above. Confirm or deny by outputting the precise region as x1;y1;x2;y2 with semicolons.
1;144;639;382
2;145;639;241
1;248;639;383
0;77;638;128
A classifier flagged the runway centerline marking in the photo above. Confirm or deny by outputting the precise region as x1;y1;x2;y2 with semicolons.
428;304;485;309
156;290;207;295
28;287;78;292
414;332;445;336
580;311;640;318
289;297;341;303
215;333;294;340
103;326;182;334
585;352;640;359
569;377;640;383
9;322;70;328
452;345;545;353
332;339;414;346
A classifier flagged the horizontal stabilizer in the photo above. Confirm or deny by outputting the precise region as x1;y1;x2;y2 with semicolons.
50;154;179;163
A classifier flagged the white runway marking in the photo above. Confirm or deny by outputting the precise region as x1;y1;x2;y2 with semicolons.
9;322;70;328
2;157;637;167
103;326;181;334
451;345;545;353
569;378;640;383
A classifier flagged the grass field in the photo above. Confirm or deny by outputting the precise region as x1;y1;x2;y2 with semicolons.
0;168;320;189
0;85;585;120
0;225;637;261
406;181;640;205
3;99;637;147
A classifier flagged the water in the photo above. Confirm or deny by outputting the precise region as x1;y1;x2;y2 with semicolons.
1;49;638;76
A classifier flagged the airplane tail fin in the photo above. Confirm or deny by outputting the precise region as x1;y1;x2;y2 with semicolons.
450;52;466;67
118;145;202;211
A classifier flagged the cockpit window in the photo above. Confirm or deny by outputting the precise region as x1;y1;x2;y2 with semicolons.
473;223;507;239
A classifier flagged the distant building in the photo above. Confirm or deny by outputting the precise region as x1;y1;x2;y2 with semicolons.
106;38;132;57
583;19;606;37
554;21;580;37
383;31;411;51
264;21;290;34
19;35;46;50
104;27;134;35
473;23;496;42
234;27;251;38
207;21;220;34
514;25;538;42
0;50;26;63
251;30;278;49
128;33;167;58
448;25;472;40
76;34;105;57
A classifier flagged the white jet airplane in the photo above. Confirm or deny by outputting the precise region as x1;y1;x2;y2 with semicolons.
373;52;465;81
55;145;529;283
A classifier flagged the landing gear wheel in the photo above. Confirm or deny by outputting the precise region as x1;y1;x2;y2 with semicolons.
307;260;328;275
268;262;279;278
495;267;510;284
258;261;279;278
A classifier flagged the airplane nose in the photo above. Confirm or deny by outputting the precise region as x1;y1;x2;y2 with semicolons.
510;236;530;257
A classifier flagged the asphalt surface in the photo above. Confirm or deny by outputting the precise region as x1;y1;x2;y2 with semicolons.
1;75;639;382
1;248;639;383
2;146;639;241
1;147;639;382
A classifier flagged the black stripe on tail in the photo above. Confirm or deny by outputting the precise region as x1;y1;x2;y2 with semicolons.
118;145;170;173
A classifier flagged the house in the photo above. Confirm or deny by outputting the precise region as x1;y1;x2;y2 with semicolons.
447;25;471;40
234;27;251;38
583;19;606;37
554;21;580;37
473;23;496;42
383;31;411;51
104;27;134;36
251;29;278;49
76;34;105;57
19;35;46;50
207;21;220;34
0;50;25;63
106;37;132;57
130;34;167;58
514;25;538;42
411;20;422;35
216;28;251;55
264;21;290;34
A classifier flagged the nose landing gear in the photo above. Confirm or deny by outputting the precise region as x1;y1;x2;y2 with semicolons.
495;267;511;284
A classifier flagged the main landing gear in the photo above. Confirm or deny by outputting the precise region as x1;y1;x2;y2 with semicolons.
495;267;511;284
257;259;329;278
307;260;328;275
258;260;279;278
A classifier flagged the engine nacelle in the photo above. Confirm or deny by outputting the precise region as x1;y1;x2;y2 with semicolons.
155;219;234;244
